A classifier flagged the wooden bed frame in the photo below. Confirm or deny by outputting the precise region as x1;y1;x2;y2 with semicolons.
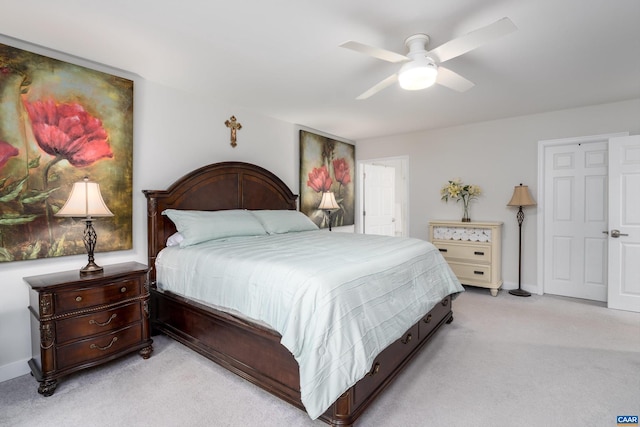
144;161;454;426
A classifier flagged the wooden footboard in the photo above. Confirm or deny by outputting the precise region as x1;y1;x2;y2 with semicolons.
151;288;302;407
151;288;453;426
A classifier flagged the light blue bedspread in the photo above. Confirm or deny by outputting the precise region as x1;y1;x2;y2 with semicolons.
156;230;463;419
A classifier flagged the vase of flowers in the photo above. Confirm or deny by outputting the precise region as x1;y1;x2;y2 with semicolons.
441;179;482;222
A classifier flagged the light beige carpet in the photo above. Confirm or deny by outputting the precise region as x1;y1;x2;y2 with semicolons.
1;287;638;427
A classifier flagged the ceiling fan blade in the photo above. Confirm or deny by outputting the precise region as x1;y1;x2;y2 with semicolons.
428;17;517;63
340;41;408;63
436;67;475;92
356;74;398;100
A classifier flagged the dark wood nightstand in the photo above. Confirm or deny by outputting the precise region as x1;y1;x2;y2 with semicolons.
24;262;153;396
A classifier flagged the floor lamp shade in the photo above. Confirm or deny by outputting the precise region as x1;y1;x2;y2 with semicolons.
507;184;536;297
56;177;113;274
507;184;536;208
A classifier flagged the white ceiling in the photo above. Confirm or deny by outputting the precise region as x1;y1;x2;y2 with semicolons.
2;0;639;141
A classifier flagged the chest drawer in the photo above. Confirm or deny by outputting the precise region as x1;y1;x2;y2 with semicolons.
56;323;143;371
430;221;502;296
448;262;491;284
56;302;142;345
434;242;491;263
55;278;142;313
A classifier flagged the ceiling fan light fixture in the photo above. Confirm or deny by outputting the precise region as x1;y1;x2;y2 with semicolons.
398;59;438;90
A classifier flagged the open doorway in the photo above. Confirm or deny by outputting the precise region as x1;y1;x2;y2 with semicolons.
357;157;409;237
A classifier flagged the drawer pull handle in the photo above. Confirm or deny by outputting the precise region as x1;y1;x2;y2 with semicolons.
89;313;117;327
367;362;380;376
474;270;485;275
75;296;82;302
120;287;127;293
438;248;448;252
474;251;485;256
423;314;432;324
401;333;412;345
90;336;118;351
441;298;449;306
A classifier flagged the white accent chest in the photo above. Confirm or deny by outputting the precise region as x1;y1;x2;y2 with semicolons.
429;221;503;296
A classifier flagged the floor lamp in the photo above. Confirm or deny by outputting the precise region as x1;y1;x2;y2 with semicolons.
507;184;536;297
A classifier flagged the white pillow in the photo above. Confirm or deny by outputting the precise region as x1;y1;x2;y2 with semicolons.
166;232;184;247
162;209;267;247
250;210;319;234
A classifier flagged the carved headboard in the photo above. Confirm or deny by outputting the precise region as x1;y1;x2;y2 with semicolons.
143;162;298;286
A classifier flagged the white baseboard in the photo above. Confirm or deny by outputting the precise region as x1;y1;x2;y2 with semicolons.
0;359;30;383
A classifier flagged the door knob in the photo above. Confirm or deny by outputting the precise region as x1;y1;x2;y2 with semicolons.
610;229;629;238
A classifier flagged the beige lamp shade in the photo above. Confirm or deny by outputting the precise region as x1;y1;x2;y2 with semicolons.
318;191;340;210
56;177;114;218
507;184;536;207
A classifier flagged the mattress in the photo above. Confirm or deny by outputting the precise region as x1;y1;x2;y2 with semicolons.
156;230;463;419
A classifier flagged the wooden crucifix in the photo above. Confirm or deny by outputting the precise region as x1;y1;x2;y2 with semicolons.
224;116;242;148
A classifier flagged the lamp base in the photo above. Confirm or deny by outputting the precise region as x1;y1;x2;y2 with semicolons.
324;209;333;231
79;219;103;275
508;288;531;297
80;261;104;275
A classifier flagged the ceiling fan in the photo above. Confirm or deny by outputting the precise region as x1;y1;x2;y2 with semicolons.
340;17;517;99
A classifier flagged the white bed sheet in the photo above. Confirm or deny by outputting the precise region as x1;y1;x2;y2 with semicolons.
156;230;463;419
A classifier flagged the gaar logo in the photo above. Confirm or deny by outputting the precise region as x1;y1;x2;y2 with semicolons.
617;415;639;426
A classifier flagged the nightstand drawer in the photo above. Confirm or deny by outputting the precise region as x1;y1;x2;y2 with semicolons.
55;278;142;313
434;242;491;263
56;324;143;371
56;302;142;344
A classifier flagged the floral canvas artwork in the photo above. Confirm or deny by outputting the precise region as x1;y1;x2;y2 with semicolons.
300;130;355;228
0;42;133;262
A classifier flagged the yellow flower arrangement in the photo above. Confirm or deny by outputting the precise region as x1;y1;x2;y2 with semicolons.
441;179;482;222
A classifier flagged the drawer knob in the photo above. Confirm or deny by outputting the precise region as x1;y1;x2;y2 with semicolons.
89;313;117;327
367;362;380;376
441;298;449;306
75;296;82;302
90;336;118;351
120;287;127;293
423;314;432;324
401;333;412;345
473;270;485;275
438;248;448;253
474;251;485;256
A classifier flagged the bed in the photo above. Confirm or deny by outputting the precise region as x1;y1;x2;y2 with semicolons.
144;161;463;426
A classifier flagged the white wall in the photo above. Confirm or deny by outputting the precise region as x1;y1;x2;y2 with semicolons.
1;34;638;384
355;98;640;295
0;76;301;382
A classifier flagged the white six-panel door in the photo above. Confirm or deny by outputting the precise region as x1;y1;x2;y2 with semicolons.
607;135;640;312
543;140;609;301
363;163;396;236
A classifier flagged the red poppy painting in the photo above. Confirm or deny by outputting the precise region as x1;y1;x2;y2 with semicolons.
300;130;355;228
0;40;133;262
